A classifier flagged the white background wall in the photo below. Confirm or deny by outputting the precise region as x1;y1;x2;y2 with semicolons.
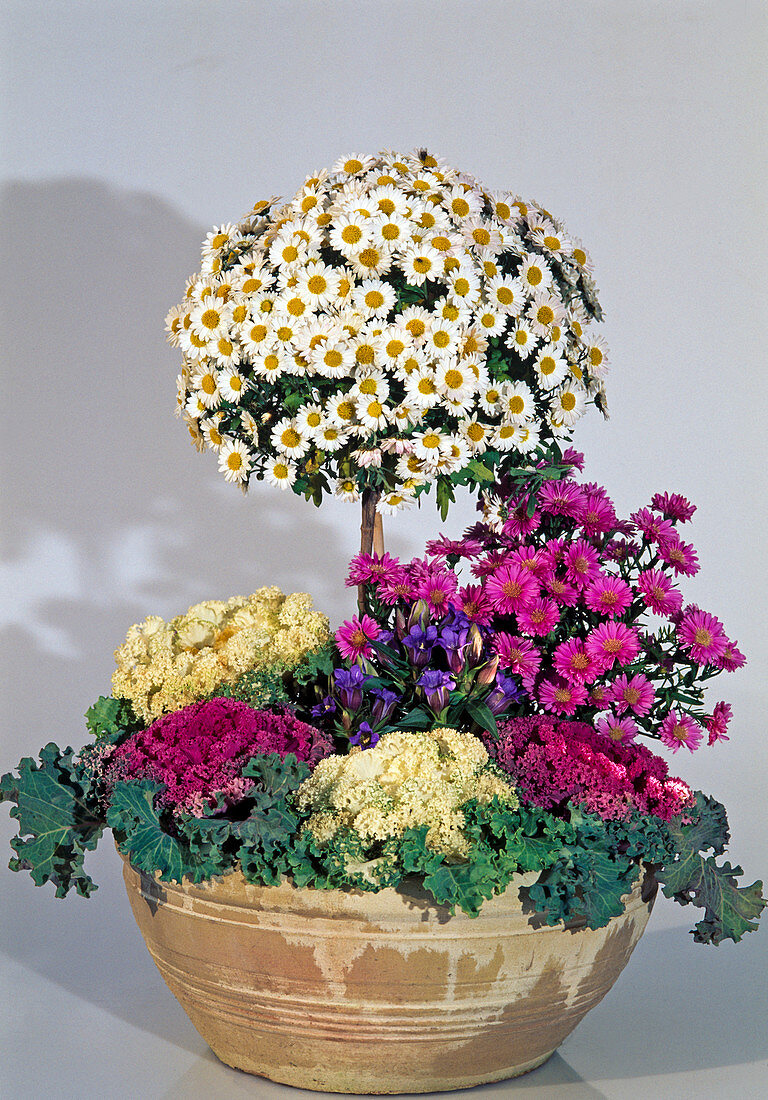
2;3;767;1097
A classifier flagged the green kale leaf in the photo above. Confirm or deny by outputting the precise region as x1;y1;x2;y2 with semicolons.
0;743;106;897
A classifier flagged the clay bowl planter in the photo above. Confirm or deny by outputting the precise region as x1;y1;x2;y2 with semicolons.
120;853;657;1094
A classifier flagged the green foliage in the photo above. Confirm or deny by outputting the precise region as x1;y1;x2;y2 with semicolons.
85;695;142;743
656;792;766;944
0;744;106;897
108;781;192;882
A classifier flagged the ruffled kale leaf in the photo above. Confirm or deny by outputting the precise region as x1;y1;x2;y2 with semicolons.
84;695;142;743
0;743;106;897
107;781;194;882
656;791;765;944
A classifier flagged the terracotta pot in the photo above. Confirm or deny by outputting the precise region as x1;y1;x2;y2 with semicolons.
120;853;656;1094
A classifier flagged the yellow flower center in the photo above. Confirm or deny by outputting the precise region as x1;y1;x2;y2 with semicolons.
324;349;343;369
227;452;243;471
467;423;484;442
341;224;363;245
200;308;221;330
560;392;576;411
445;369;463;389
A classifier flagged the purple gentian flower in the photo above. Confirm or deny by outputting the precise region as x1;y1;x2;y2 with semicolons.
333;665;370;711
485;672;524;716
349;721;380;750
402;624;439;669
370;687;398;724
417;669;455;714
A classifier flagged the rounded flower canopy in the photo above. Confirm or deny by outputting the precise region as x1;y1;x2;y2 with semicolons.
168;149;608;516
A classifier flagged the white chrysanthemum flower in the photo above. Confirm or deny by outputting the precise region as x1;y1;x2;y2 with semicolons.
478;382;504;417
506;322;538;359
352;370;389;401
295;403;325;438
447;268;482;306
486;275;526;316
370;213;410;249
252;347;289;381
462;219;503;254
475;302;506;338
298;261;340;307
458;418;491;453
357;396;391;431
199;414;225;450
377;490;415;515
514;254;550;294
528;293;565;336
491;422;523;452
425;318;461;358
189;300;231;342
435;359;477;402
191;366;222;409
584;334;609;377
335;477;360;502
347;242;393;279
325;392;359;429
353;278;397;317
396;451;427;480
265;457;297;490
329;212;371;255
201;223;240;260
218;438;252;484
412;426;449;462
271;417;311;459
240;318;273;357
550;385;587;426
333;152;378;176
309;337;354;379
406;367;441;409
219;369;246;404
398;305;431;344
392;402;421;429
516;423;541;453
534;346;569;391
376;325;413;367
444;185;482;222
500;381;535;424
315;421;347;451
268;231;309;271
185;391;208;420
400;244;442;286
476;249;502;281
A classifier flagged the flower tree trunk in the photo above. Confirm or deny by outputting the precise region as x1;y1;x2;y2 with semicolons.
358;488;384;614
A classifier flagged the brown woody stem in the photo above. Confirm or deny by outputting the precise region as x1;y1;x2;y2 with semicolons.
358;489;384;615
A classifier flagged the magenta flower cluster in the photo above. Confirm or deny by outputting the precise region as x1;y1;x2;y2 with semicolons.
345;450;744;753
105;698;333;815
485;715;694;822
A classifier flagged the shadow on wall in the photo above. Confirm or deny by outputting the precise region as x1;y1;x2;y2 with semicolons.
0;178;354;759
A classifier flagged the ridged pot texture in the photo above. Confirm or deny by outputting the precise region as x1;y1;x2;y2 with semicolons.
120;855;656;1094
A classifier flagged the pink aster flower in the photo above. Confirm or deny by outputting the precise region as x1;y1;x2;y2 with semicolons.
494;633;542;681
484;562;539;615
651;491;696;523
471;549;511;579
579;492;618;537
589;683;612;711
376;567;416;605
553;638;599;684
609;673;655;717
425;534;484;560
502;496;541;537
716;639;746;672
561;447;585;471
516;597;561;636
658;535;700;576
346;552;401;587
636;569;683;618
538;677;588;716
585;621;641;670
630;508;676;545
415;568;458;617
541;571;580;607
659;710;703;753
507;545;547;578
704;701;732;744
584;574;633;617
335;614;381;661
457;584;494;626
563;538;601;589
677;608;728;665
596;713;638;745
538;479;588;519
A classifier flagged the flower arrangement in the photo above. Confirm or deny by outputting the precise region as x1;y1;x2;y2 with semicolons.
0;149;764;1091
